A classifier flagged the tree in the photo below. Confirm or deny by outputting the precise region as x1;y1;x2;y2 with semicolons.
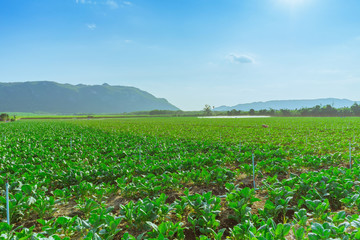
310;105;321;116
322;104;337;116
203;104;212;116
0;113;9;122
249;109;255;115
351;103;360;116
280;109;291;116
339;107;352;117
228;109;241;116
299;108;310;116
259;109;268;115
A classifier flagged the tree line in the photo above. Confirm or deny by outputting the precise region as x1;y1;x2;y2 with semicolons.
226;103;360;117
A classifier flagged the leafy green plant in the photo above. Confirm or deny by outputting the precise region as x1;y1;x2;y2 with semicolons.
226;187;260;223
304;199;330;222
292;226;305;240
33;196;56;219
293;208;308;227
186;190;222;237
76;198;101;218
257;218;291;240
147;221;185;239
229;221;257;239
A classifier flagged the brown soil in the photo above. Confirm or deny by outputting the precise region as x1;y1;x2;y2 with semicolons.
107;194;129;213
183;228;197;240
54;198;77;217
251;190;268;216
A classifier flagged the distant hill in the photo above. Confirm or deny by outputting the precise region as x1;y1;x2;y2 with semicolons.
214;98;357;111
0;81;179;114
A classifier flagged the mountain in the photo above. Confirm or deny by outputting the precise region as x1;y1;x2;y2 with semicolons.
0;81;179;114
214;98;357;111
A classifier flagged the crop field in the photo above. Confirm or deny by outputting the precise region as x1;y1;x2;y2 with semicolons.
1;117;360;239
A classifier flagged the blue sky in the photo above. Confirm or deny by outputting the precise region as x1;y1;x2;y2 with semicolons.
1;0;360;110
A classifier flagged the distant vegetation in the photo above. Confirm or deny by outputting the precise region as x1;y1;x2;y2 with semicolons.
215;98;356;111
140;103;360;117
0;113;16;122
18;110;208;119
0;113;9;121
226;103;360;117
9;103;360;119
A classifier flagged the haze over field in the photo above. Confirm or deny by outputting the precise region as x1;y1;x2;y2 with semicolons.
1;0;360;110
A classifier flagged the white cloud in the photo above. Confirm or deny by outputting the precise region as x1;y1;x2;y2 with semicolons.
76;0;93;4
228;54;254;64
106;0;118;9
124;39;132;43
87;24;97;30
75;0;131;9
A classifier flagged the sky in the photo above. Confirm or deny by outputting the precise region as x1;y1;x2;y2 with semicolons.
1;0;360;110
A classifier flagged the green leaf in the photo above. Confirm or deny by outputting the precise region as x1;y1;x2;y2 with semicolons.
146;221;158;232
311;222;324;235
55;216;68;226
21;185;32;195
308;233;319;240
294;227;305;240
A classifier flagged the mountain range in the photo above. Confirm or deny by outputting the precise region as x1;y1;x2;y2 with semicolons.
0;81;179;114
214;98;358;111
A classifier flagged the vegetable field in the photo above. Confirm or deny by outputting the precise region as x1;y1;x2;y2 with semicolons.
1;117;360;239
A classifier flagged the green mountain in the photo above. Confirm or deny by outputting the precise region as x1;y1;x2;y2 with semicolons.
0;81;179;114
